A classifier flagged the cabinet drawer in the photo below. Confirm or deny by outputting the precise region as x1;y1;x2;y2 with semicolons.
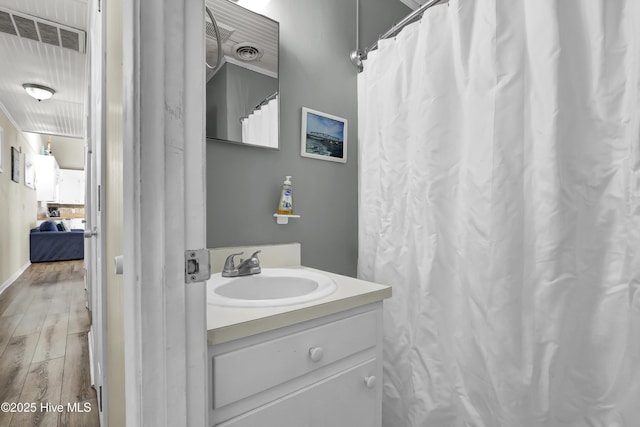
213;310;377;408
219;358;379;427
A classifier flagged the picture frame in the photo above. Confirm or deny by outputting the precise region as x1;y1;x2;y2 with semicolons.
11;146;19;183
24;153;35;189
0;127;4;173
300;107;347;163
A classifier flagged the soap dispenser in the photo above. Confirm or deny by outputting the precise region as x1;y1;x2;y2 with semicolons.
277;176;293;215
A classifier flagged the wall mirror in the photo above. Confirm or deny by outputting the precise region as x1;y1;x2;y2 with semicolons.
205;0;279;149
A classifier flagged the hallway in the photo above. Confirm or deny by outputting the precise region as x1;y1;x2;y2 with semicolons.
0;261;100;426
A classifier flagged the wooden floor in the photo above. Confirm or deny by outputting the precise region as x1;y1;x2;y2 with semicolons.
0;261;100;427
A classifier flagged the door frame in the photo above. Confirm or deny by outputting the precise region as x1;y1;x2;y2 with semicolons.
121;0;208;425
85;0;108;424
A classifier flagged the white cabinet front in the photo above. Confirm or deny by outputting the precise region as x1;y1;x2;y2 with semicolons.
35;155;60;202
209;303;383;427
58;169;85;204
220;359;378;427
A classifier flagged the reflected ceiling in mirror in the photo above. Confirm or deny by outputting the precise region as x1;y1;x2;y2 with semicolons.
205;0;279;149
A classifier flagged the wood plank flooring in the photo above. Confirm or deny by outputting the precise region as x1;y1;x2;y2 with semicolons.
0;261;100;427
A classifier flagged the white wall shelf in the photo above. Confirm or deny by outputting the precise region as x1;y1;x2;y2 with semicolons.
273;214;300;225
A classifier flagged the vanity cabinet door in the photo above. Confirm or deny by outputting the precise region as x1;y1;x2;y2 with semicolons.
219;359;379;427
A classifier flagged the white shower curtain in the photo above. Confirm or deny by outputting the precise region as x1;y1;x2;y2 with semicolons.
357;1;640;426
241;96;279;148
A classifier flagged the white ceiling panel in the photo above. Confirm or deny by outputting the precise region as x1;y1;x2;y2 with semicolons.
0;0;87;139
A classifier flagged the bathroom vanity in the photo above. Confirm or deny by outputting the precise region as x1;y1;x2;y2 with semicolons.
206;245;391;427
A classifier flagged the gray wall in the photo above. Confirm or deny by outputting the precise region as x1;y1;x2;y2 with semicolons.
206;65;228;138
359;0;411;49
206;0;409;277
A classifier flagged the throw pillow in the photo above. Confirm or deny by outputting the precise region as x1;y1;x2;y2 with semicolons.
39;220;59;232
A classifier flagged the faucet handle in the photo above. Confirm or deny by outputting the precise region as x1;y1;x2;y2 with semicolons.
247;250;262;268
223;252;244;270
247;250;262;274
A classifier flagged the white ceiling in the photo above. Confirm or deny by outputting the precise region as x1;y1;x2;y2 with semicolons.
0;0;87;140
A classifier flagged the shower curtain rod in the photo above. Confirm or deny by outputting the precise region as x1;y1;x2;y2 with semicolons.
239;91;279;121
350;0;445;72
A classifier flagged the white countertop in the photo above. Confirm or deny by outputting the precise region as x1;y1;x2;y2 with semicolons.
206;266;392;346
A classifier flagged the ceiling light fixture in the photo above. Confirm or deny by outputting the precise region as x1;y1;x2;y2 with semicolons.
22;83;55;102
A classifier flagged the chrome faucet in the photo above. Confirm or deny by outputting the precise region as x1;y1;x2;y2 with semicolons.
221;250;262;277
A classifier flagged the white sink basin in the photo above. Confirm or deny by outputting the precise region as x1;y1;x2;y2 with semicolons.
207;268;337;307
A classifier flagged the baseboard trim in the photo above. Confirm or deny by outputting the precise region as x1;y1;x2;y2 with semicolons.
0;261;31;296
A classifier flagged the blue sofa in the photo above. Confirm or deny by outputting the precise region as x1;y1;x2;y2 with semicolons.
30;221;84;263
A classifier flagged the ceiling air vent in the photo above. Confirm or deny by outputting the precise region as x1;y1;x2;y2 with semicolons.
233;42;263;62
0;10;17;35
59;28;79;51
13;15;39;41
0;7;86;53
38;22;59;46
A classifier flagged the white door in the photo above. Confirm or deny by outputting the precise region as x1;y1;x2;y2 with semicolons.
85;0;108;424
